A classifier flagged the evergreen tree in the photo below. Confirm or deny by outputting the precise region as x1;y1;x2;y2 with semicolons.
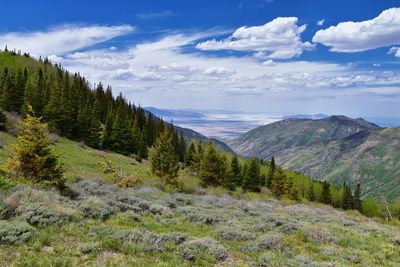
149;128;180;184
307;183;316;202
0;109;6;130
353;183;362;211
243;158;261;192
85;99;102;148
287;176;300;201
342;182;354;210
267;157;276;189
6;106;64;187
199;142;227;186
271;166;287;198
320;181;332;205
0;76;11;111
184;142;196;168
102;110;114;149
226;155;242;190
191;141;204;176
178;133;186;162
137;129;148;159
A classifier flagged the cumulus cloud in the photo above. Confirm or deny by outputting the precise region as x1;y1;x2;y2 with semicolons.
0;24;134;57
196;17;314;59
262;59;276;66
313;8;400;53
388;47;400;58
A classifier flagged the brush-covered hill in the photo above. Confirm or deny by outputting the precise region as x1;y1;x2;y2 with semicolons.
0;131;399;266
228;116;400;199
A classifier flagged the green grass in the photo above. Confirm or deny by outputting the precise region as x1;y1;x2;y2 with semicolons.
0;131;156;183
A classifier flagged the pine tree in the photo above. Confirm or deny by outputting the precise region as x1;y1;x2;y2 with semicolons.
6;106;64;187
307;183;316;202
191;141;203;176
287;176;300;200
242;158;261;192
353;183;362;211
0;76;11;111
85;99;102;148
342;182;354;210
102;110;114;149
199;141;227;186
267;157;276;189
149;128;180;184
184;142;196;168
0;109;6;130
226;155;242;190
271;166;286;198
137;129;148;159
178;133;186;162
320;181;332;205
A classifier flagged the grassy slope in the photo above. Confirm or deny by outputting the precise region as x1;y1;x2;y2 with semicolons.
1;131;400;266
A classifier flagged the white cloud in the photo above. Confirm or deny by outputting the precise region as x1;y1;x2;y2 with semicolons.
0;24;134;57
313;8;400;53
262;59;276;66
196;17;314;59
388;46;400;58
317;19;325;26
203;67;236;76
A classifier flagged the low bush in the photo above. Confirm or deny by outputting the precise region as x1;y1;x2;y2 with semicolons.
303;227;338;244
0;220;35;244
258;233;284;250
178;238;230;262
217;227;254;241
79;197;117;220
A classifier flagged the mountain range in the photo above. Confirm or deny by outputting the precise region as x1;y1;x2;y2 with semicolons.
228;115;400;200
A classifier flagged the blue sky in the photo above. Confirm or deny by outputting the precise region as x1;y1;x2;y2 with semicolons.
0;0;400;120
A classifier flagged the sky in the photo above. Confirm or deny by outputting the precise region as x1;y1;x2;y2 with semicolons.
0;0;400;120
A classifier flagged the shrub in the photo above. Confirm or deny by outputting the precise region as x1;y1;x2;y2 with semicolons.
258;233;284;250
17;203;67;227
79;197;117;220
179;238;230;262
149;204;166;215
80;242;100;254
0;220;35;244
177;207;221;225
303;227;338;244
217;227;254;241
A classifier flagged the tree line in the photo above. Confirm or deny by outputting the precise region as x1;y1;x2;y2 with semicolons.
150;132;400;221
0;49;186;161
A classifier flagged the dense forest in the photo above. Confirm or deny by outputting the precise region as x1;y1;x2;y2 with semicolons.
0;49;186;161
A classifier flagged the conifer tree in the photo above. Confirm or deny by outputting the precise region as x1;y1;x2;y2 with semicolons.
149;128;179;184
320;181;332;205
353;183;362;211
342;182;354;210
191;141;203;175
178;133;186;162
0;109;6;130
0;76;11;111
184;142;196;168
271;166;287;198
226;155;242;190
6;106;64;187
243;158;261;192
287;176;300;200
307;183;316;202
102;110;114;149
86;99;102;148
199;141;227;186
137;129;148;159
267;157;276;189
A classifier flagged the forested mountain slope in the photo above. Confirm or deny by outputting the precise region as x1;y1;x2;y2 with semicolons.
229;116;400;200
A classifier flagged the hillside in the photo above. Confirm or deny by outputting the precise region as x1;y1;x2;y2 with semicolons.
228;116;400;199
0;132;399;266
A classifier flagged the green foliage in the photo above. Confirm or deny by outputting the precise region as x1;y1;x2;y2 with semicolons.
149;128;180;184
6;107;64;187
199;142;227;187
320;181;332;205
271;167;287;198
0;110;6;131
226;156;242;190
267;157;275;189
0;220;35;244
242;157;261;192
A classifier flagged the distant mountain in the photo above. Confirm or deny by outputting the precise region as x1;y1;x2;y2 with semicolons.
145;107;204;119
228;115;400;199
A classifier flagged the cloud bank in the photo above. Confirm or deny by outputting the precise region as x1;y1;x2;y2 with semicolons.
196;17;314;59
313;8;400;53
